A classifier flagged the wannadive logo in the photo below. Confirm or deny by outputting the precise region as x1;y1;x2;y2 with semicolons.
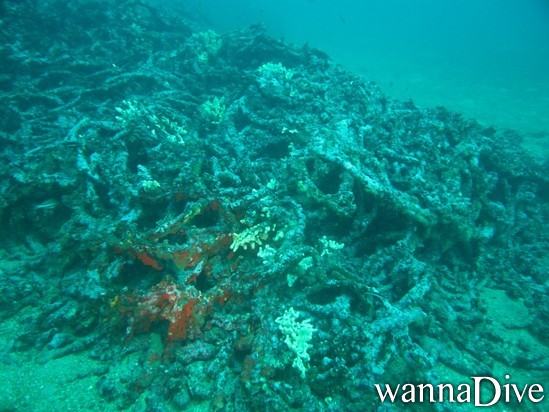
375;375;545;406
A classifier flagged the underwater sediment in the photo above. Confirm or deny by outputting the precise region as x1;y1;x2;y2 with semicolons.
0;1;547;410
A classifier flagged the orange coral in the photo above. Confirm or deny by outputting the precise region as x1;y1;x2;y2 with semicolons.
121;280;205;343
167;299;197;341
136;252;164;270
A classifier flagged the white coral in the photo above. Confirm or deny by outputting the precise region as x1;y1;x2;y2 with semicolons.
230;224;272;252
275;307;317;378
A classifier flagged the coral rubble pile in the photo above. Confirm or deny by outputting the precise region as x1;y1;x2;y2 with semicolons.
0;1;547;410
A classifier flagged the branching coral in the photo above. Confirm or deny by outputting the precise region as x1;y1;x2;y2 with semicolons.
275;307;317;378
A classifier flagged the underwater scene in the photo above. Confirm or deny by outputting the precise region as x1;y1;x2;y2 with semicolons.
0;1;547;411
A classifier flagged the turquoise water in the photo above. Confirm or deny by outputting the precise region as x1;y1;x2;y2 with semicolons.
186;0;549;156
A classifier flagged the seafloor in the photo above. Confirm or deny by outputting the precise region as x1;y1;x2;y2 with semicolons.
0;1;547;411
